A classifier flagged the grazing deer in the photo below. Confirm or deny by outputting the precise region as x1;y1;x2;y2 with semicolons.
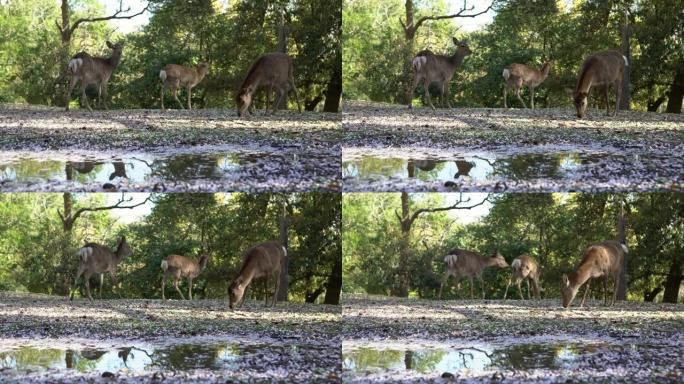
407;38;472;109
561;240;627;308
159;62;210;110
570;50;628;118
236;52;302;117
160;253;210;300
70;236;132;301
503;254;541;300
502;61;552;109
438;249;508;299
65;41;124;112
228;241;286;309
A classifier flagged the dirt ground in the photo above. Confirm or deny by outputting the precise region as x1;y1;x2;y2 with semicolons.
342;101;684;192
342;294;684;383
0;292;341;383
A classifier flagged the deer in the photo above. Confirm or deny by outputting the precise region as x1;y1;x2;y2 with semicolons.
236;52;302;117
503;254;541;300
160;253;210;300
159;62;210;110
228;241;287;309
438;249;508;300
570;50;628;118
502;61;552;109
65;41;124;112
561;240;627;308
407;37;472;110
70;236;132;301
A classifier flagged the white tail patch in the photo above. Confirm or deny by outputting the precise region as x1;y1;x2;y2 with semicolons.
412;56;426;72
511;258;521;270
160;260;168;271
159;70;167;81
68;58;82;74
622;55;629;66
621;244;629;253
281;245;287;257
444;254;458;269
78;247;92;262
502;68;510;80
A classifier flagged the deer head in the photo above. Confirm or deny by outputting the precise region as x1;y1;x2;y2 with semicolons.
106;41;124;56
489;250;509;268
453;37;472;57
115;236;132;259
560;273;578;308
236;87;254;117
228;277;246;309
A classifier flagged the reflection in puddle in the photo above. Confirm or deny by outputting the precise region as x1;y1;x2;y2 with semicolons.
343;342;611;374
0;342;308;375
342;151;681;191
0;150;340;191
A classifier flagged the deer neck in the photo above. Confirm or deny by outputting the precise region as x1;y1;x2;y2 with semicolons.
237;266;257;288
449;51;466;69
540;65;551;80
570;263;594;288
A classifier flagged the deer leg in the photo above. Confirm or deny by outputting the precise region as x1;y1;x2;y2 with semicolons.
99;274;104;299
274;88;286;115
526;278;531;300
84;272;94;302
272;271;281;307
109;271;121;298
160;82;166;110
96;84;103;110
532;277;541;299
266;85;272;113
173;82;184;109
407;75;421;109
70;265;85;300
605;85;611;116
187;85;192;110
444;82;453;109
503;84;508;108
161;274;166;300
439;271;451;299
480;276;486;300
102;83;109;110
65;77;78;111
80;83;92;112
603;276;609;305
188;278;193;300
530;87;535;109
518;280;525;300
614;80;622;116
580;279;591;307
611;272;619;306
173;278;186;300
423;80;435;110
515;87;527;109
503;277;512;300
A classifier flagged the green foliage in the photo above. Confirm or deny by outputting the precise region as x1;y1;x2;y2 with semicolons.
343;192;684;302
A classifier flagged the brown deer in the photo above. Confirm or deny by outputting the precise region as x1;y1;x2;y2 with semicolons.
570;50;628;118
503;254;541;300
438;249;508;299
228;241;286;309
236;52;301;117
407;38;472;109
65;41;124;112
159;62;210;110
160;253;210;300
70;236;132;301
502;61;552;109
561;240;627;308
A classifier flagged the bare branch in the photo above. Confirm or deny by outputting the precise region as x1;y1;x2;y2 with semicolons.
407;193;491;226
71;195;152;223
70;3;149;35
411;2;493;36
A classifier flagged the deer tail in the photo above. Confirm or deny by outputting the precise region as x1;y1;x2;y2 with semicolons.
159;70;167;82
412;56;426;72
78;246;92;262
68;58;82;74
444;254;458;269
622;55;629;67
502;68;510;81
511;258;521;270
160;260;168;271
620;244;629;253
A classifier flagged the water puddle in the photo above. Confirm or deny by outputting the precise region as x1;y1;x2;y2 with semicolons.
0;340;332;376
0;148;340;192
342;150;683;192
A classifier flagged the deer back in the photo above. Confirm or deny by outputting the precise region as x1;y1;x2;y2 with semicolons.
240;53;291;91
577;240;625;279
513;254;539;279
240;241;286;279
79;242;124;274
575;51;626;92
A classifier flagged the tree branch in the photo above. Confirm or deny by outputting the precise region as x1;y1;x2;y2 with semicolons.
412;2;493;34
407;193;491;227
71;195;152;223
70;2;149;35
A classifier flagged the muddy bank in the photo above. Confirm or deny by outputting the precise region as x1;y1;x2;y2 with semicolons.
342;295;684;383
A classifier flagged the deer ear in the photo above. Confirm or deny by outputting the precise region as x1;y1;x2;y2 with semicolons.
452;36;459;45
562;274;569;287
106;41;114;49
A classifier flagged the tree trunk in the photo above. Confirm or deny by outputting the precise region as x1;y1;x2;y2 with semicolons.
662;258;683;303
277;8;289;109
616;201;628;301
305;287;324;303
644;286;662;302
323;50;342;112
276;203;289;302
619;11;631;110
394;190;412;297
324;249;342;304
665;66;684;114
